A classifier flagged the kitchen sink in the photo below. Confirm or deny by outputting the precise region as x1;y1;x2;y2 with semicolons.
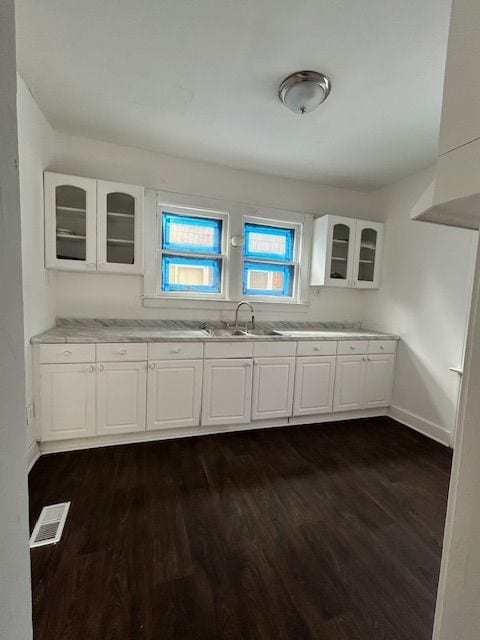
204;327;247;337
203;327;278;338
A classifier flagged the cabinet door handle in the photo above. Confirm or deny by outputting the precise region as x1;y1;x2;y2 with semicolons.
245;362;253;368
98;363;104;371
148;362;155;369
88;364;96;372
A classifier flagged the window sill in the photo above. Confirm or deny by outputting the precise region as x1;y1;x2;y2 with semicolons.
142;296;310;313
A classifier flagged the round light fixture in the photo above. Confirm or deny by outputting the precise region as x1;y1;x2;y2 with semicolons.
278;71;331;114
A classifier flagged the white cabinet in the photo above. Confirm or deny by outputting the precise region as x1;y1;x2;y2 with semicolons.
44;172;97;271
333;355;366;411
146;359;203;430
40;363;96;441
202;358;253;426
293;356;336;416
334;351;396;412
310;215;383;289
364;354;395;408
96;180;144;274
251;357;295;420
352;220;383;289
44;172;144;274
96;362;147;435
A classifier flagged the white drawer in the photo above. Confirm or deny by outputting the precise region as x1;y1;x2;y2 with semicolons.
337;340;368;355
39;343;95;364
96;343;147;362
296;341;337;357
253;341;296;357
368;340;397;355
204;341;253;359
148;342;204;360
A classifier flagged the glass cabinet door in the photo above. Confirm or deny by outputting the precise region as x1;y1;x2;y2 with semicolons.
55;185;87;262
330;223;350;281
44;172;97;271
353;222;383;288
106;192;135;265
97;181;144;274
326;219;355;286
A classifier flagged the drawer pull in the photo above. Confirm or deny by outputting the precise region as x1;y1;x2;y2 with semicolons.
313;346;320;351
170;347;182;354
63;350;72;356
119;348;128;355
380;345;385;350
350;346;356;350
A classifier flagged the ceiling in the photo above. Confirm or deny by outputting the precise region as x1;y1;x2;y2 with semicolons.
16;0;452;191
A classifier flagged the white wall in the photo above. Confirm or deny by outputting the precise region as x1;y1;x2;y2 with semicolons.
0;3;33;638
17;76;55;452
367;167;477;443
51;132;380;323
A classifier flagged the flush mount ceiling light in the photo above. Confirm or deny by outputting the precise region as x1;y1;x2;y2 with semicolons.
278;71;331;114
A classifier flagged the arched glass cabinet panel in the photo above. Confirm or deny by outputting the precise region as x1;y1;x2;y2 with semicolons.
357;228;377;283
106;192;135;265
45;172;97;271
55;185;87;262
330;223;351;281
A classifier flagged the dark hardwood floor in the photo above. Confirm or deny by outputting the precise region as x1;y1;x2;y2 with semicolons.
29;417;452;640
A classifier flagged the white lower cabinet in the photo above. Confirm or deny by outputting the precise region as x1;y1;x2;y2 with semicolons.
96;362;147;435
40;363;96;441
334;353;396;412
202;358;253;426
364;354;395;408
293;356;337;416
333;355;366;412
146;359;203;430
251;357;295;420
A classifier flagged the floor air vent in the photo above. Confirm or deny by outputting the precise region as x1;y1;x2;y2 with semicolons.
29;502;71;548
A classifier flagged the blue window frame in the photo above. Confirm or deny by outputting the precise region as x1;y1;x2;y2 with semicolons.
162;213;222;254
243;221;296;298
244;223;294;261
162;255;221;293
243;262;293;296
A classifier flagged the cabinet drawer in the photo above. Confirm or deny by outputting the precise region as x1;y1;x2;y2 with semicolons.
97;343;147;362
148;342;203;360
337;340;368;355
253;341;296;357
367;340;397;355
296;341;337;357
39;343;95;364
204;341;253;359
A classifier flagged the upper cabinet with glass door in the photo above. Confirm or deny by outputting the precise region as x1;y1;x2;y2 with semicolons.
97;180;144;274
44;172;97;271
310;215;383;289
44;172;144;274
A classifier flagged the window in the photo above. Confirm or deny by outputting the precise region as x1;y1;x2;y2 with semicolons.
159;208;227;296
242;221;299;298
145;198;309;305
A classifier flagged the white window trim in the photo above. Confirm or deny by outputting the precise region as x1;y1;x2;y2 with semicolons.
143;189;312;308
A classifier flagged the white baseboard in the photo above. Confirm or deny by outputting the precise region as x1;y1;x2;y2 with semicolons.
388;405;452;447
27;440;40;472
38;408;387;456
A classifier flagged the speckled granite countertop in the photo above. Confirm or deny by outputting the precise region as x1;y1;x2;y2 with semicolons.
31;319;399;344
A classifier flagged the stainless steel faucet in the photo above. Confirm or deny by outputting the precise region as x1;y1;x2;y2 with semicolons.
234;301;255;330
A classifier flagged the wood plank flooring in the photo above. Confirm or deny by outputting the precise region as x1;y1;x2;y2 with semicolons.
29;417;452;640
